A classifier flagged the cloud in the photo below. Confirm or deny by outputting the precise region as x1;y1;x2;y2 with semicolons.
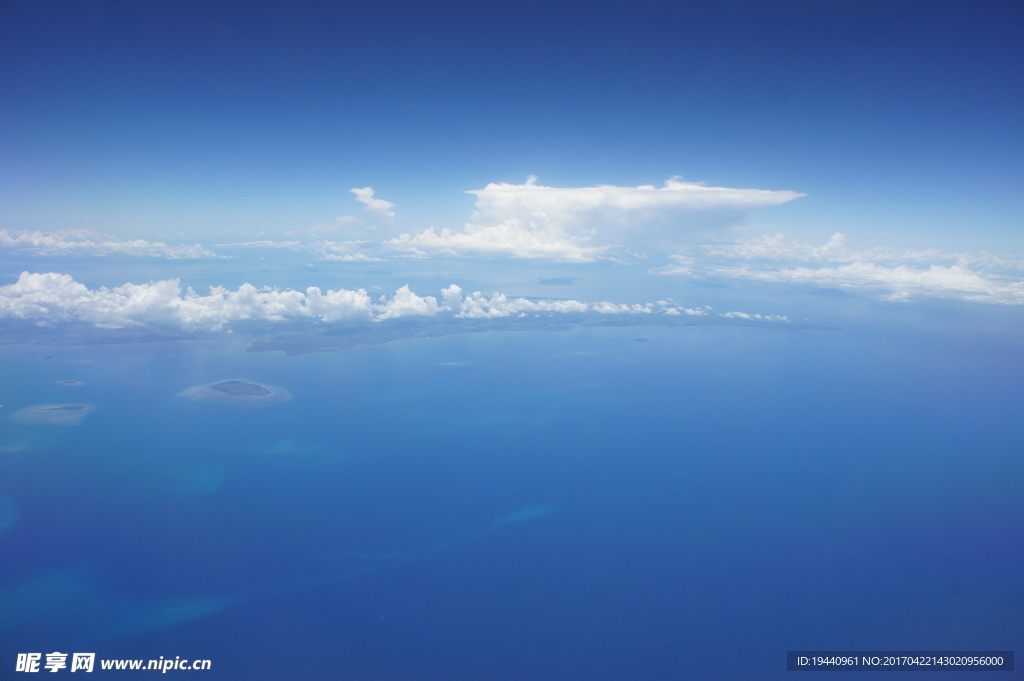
437;284;716;320
387;178;803;261
386;223;602;262
0;272;766;332
1;229;390;264
213;240;304;250
209;237;385;262
0;180;807;266
351;187;395;224
0;229;224;259
0;272;373;330
657;232;1024;305
721;310;790;321
286;215;362;238
375;285;440;320
714;262;1024;304
313;240;384;262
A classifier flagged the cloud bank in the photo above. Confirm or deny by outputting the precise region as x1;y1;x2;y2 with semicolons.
8;181;1016;307
388;178;803;261
0;229;223;259
0;272;770;333
657;233;1024;305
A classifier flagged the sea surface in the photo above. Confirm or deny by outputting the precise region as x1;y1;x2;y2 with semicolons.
1;314;1021;680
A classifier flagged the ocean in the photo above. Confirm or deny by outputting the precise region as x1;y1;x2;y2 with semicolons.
1;308;1021;679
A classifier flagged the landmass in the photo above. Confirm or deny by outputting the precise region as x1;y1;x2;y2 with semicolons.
178;379;291;406
210;380;271;397
8;404;95;426
56;380;85;386
0;305;838;357
243;311;834;356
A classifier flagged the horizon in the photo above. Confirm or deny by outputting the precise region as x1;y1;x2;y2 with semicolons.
1;2;1021;679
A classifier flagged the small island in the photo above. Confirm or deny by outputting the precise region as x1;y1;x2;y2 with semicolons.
9;404;95;426
178;379;291;406
210;380;271;397
56;380;85;386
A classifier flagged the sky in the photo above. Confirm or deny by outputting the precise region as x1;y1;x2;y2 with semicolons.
1;3;1023;676
0;0;1023;315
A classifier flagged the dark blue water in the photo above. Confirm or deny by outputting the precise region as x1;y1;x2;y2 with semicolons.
1;320;1020;679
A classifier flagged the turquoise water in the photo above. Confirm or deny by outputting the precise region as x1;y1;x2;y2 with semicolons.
1;322;1021;679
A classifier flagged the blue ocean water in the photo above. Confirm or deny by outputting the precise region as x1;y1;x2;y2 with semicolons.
1;316;1021;679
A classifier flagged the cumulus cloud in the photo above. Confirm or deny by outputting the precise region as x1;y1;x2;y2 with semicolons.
0;179;808;266
0;272;767;332
0;229;223;259
351;187;395;224
375;285;441;320
387;178;803;262
657;232;1024;305
442;285;709;319
0;272;373;331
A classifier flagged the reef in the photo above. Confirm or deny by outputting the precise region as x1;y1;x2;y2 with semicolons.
8;404;94;425
178;380;291;406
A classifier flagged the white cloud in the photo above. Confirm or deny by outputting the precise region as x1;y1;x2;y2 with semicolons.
213;240;304;250
721;310;790;322
387;178;803;262
202;237;387;263
657;232;1024;305
351;187;395;224
702;232;1023;271
0;272;373;331
286;215;362;237
0;180;808;266
0;229;224;259
321;253;380;262
704;232;853;262
314;240;384;262
418;284;712;320
714;262;1024;305
386;223;603;262
0;272;769;332
375;285;440;320
0;229;391;264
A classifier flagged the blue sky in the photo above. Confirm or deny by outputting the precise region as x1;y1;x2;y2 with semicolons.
1;5;1023;666
1;0;1022;313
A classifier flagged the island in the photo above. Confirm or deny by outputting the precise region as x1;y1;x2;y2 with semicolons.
9;404;95;426
210;380;271;397
0;299;836;357
241;310;830;356
178;379;291;406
